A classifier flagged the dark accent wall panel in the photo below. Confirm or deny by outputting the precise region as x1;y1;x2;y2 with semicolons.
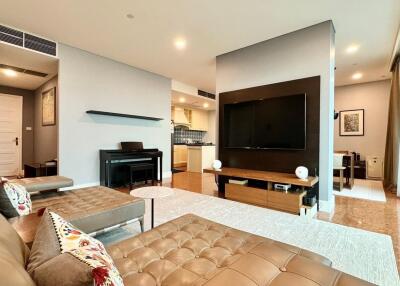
219;76;320;175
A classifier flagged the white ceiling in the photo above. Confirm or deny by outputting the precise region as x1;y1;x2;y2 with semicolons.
0;0;398;92
0;43;58;90
172;90;216;110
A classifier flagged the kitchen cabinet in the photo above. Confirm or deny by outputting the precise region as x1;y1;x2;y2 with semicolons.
191;109;208;131
187;145;215;173
173;145;188;167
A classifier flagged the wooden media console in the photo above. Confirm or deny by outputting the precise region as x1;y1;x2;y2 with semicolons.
204;167;319;214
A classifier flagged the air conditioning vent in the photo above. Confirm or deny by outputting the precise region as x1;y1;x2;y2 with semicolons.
198;90;216;100
0;24;57;57
25;33;57;56
0;25;23;47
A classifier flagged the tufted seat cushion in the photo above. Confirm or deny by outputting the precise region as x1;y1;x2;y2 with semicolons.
11;176;73;194
107;214;373;286
31;186;145;234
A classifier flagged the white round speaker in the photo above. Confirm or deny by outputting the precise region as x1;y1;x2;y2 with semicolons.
295;166;308;180
212;160;222;171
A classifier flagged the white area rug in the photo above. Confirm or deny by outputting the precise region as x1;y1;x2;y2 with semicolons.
333;178;386;202
97;188;399;286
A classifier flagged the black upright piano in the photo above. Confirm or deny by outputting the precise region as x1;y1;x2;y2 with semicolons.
99;146;163;187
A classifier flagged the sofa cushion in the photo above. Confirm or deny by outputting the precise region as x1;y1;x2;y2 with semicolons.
0;180;32;218
0;213;35;286
107;214;374;286
28;210;123;286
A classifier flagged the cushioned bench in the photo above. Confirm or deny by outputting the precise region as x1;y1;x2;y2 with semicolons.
107;214;373;286
10;176;74;194
31;186;145;235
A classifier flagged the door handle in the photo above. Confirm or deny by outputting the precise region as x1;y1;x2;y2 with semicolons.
15;137;18;146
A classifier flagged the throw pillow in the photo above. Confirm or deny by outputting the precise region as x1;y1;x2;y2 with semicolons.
28;210;124;286
0;180;32;218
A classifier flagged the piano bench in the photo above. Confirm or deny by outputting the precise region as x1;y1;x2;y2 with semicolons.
127;163;155;189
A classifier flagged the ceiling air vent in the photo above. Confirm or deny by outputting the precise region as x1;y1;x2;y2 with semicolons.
0;25;23;47
198;90;216;100
24;33;57;56
0;24;57;57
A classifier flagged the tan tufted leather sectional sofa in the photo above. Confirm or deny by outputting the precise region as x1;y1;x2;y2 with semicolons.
107;214;374;286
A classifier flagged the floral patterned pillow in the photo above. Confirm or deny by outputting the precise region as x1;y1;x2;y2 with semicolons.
0;180;32;218
28;210;124;286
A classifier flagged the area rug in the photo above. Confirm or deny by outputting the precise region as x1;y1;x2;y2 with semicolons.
333;178;386;202
97;188;399;286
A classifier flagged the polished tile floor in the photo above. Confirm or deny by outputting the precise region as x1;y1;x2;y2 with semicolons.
166;171;400;271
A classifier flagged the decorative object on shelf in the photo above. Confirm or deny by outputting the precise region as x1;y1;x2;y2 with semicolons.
339;109;364;136
295;166;309;180
86;110;163;121
212;160;222;171
42;87;56;126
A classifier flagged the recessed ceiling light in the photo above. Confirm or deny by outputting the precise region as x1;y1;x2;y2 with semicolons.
352;72;363;80
174;38;187;50
203;103;209;108
2;68;17;77
346;44;360;54
179;97;185;103
126;13;135;19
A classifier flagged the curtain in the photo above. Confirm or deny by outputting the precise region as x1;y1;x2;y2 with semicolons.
384;56;400;191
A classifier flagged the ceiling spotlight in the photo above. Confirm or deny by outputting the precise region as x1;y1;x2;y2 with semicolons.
2;68;17;77
352;72;363;80
346;44;360;54
174;38;187;50
203;102;209;108
126;13;135;19
179;97;185;103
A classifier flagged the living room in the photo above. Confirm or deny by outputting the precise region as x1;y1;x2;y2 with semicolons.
0;1;399;286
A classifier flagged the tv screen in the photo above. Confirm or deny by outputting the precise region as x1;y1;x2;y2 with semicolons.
223;94;306;150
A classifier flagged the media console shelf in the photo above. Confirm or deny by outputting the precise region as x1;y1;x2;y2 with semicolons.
204;167;319;214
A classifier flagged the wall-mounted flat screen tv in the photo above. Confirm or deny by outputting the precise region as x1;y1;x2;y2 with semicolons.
223;94;306;150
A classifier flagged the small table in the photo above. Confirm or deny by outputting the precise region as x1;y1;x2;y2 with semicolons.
130;186;174;229
333;166;346;191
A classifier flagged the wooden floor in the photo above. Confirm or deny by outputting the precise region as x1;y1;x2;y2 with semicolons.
162;171;400;271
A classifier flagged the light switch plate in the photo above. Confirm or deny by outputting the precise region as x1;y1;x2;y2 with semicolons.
26;127;32;131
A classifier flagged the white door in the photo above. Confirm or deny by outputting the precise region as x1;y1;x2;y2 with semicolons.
0;94;22;177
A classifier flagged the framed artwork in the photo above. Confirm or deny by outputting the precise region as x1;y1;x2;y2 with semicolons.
339;109;364;136
42;87;56;126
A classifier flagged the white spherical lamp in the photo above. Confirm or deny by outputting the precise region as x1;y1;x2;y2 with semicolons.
295;166;308;180
212;160;222;171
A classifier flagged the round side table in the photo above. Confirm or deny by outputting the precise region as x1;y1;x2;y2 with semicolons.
130;186;174;229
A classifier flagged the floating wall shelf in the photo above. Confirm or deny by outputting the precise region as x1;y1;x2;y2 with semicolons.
86;110;163;121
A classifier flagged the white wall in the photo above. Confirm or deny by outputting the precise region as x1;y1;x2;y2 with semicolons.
334;80;391;160
58;44;171;186
216;21;335;209
204;110;216;144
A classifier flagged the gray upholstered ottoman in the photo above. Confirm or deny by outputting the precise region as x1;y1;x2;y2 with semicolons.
10;176;74;194
31;186;145;235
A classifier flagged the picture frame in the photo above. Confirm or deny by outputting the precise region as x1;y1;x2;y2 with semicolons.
42;87;56;126
339;109;364;136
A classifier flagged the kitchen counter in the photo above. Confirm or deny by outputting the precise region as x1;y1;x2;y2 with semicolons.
187;145;216;173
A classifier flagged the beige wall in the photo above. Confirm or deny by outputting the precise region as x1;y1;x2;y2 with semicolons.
34;76;58;162
334;80;391;160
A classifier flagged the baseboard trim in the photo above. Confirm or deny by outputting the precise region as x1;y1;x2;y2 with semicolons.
318;196;335;214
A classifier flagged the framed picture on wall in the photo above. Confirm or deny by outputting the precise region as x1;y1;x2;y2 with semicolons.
42;87;56;126
339;109;364;136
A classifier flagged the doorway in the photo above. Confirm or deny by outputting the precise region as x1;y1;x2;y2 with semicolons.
0;94;22;176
